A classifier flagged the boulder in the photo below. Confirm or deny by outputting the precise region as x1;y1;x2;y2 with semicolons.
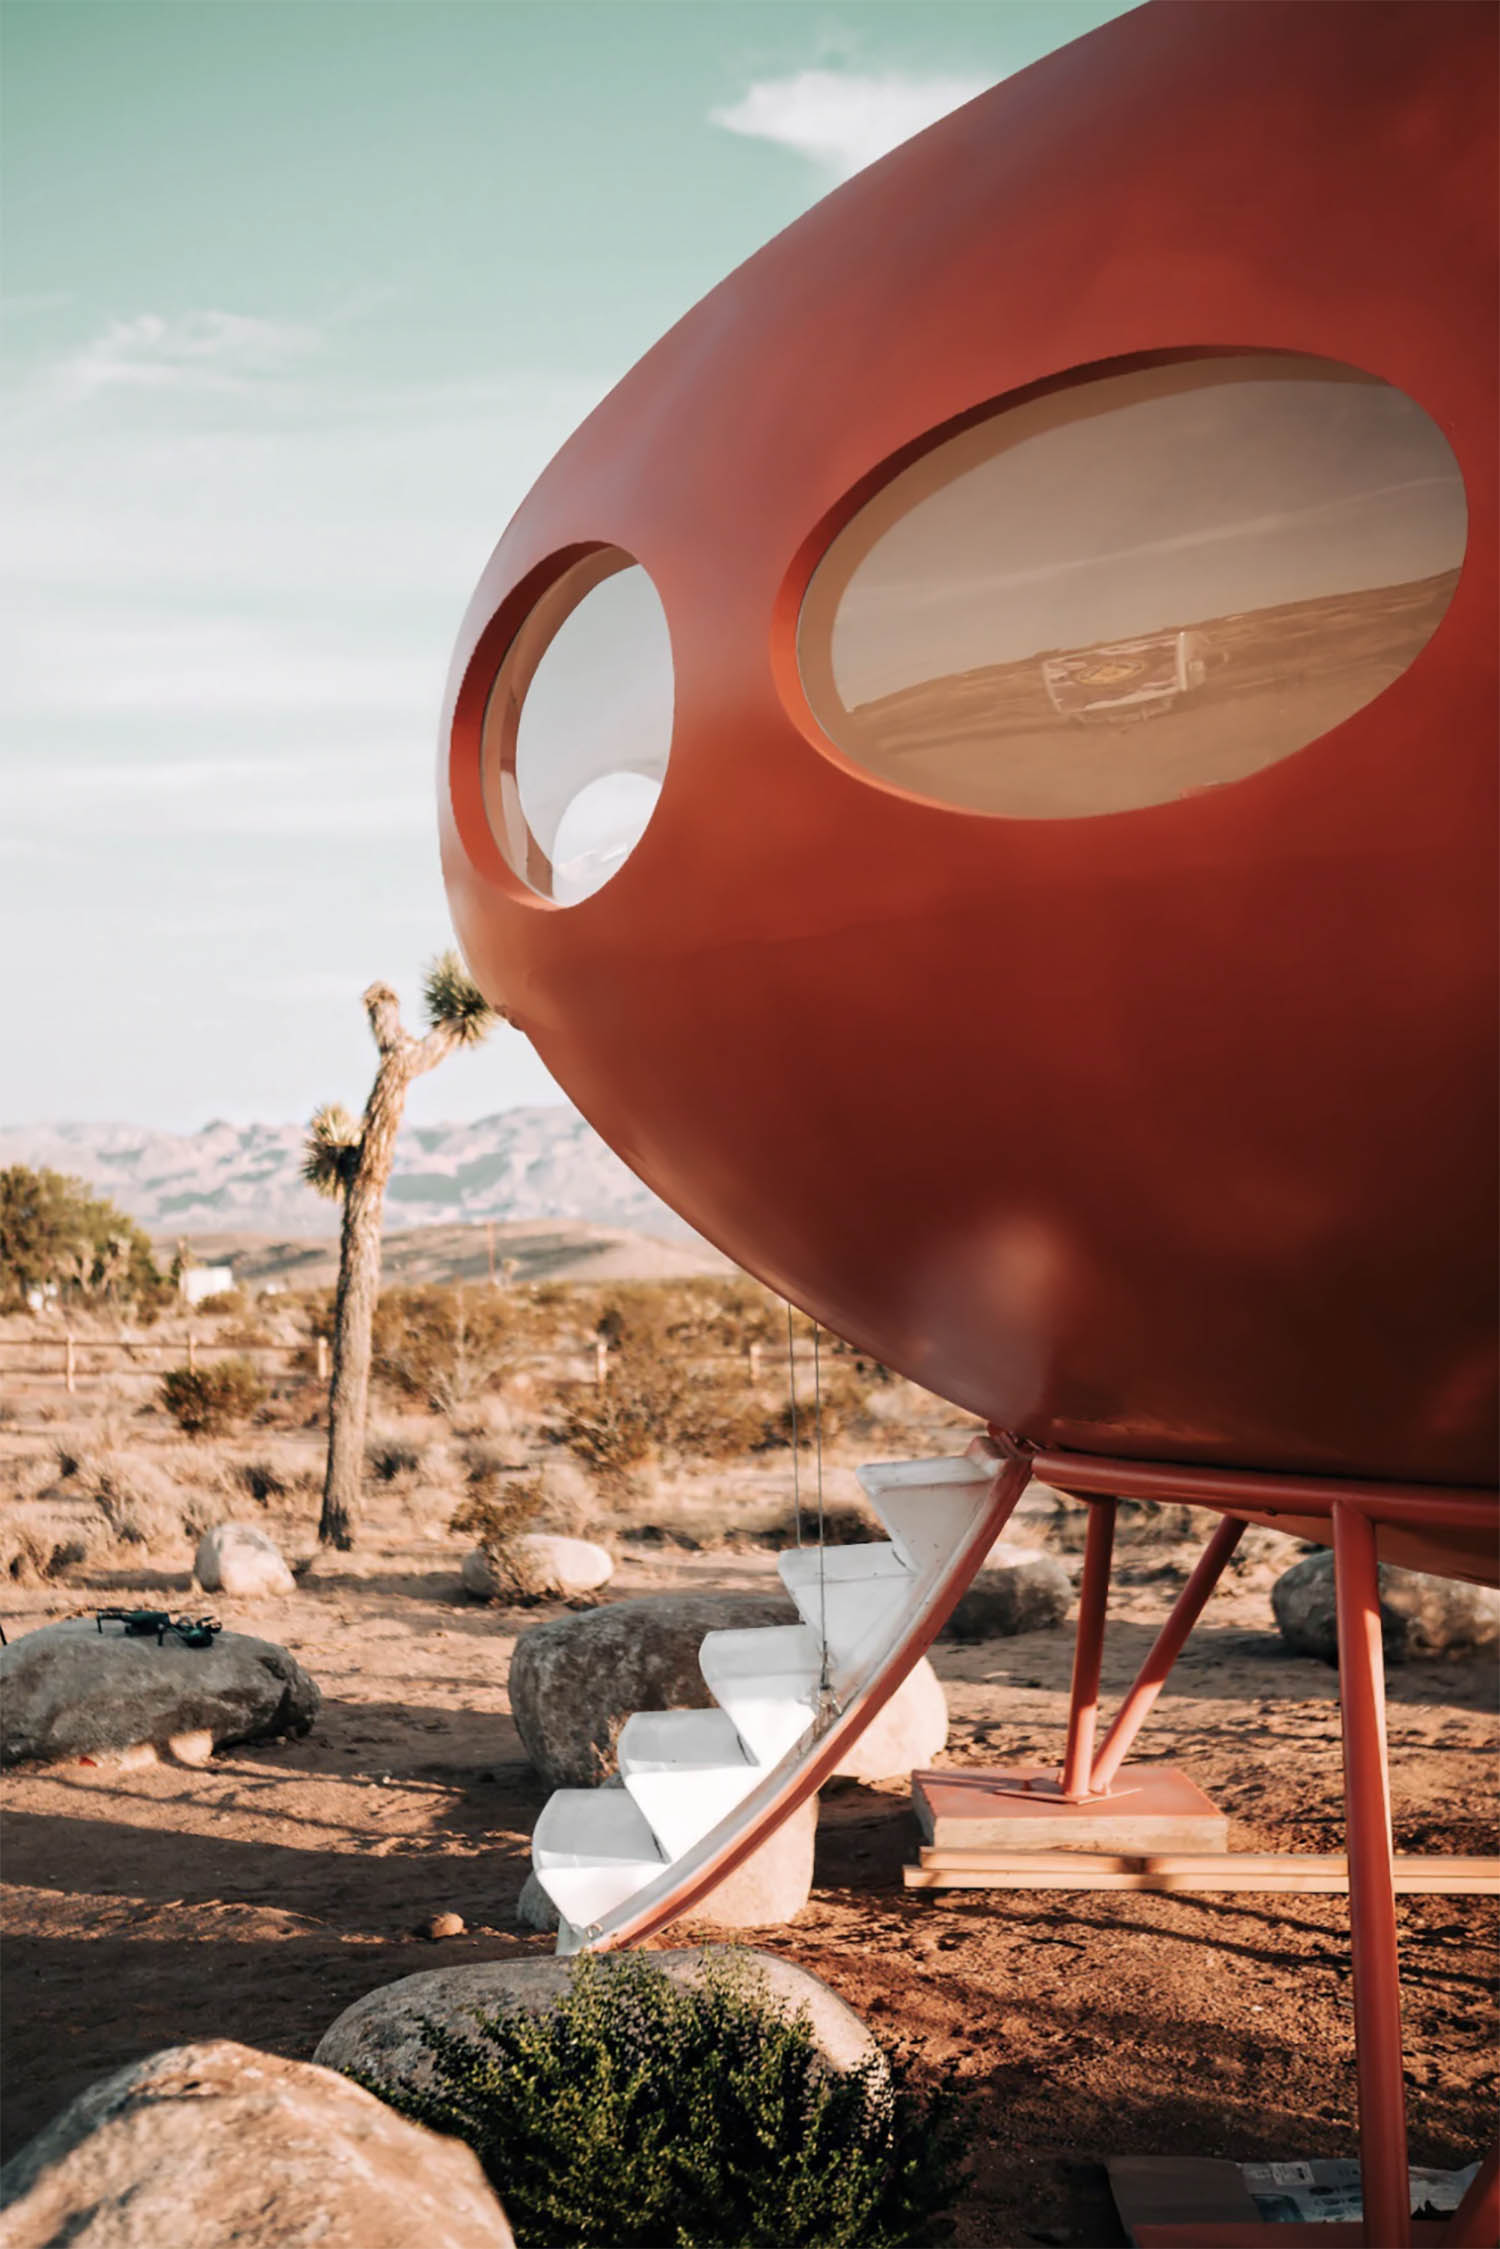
833;1657;948;1779
1271;1550;1500;1665
194;1522;295;1598
315;1946;878;2098
462;1534;613;1602
0;1618;319;1768
0;2039;513;2248
509;1592;797;1787
939;1543;1071;1640
513;1869;559;1932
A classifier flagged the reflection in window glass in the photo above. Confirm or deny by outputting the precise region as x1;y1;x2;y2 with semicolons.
797;354;1467;819
481;551;673;902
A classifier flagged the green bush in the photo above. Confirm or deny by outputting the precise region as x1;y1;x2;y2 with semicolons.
158;1357;267;1437
354;1950;968;2249
0;1164;171;1319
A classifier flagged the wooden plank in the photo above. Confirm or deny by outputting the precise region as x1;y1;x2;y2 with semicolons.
904;1859;1499;1894
918;1848;1500;1877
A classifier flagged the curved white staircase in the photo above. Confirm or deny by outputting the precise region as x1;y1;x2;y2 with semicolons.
530;1436;1032;1953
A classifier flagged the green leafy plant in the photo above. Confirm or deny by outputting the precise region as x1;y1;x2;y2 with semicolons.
158;1357;267;1437
352;1949;968;2249
0;1164;171;1319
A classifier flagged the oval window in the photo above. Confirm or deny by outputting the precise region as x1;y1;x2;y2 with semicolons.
481;549;673;902
797;353;1467;819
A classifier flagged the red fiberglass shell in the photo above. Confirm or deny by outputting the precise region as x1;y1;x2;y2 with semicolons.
440;2;1498;1503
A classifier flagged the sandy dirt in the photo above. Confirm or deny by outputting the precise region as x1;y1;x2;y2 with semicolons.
2;1504;1495;2248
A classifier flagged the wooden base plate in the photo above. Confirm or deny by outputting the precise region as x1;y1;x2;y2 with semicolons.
912;1764;1228;1854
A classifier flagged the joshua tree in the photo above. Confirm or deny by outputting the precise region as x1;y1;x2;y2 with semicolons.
304;952;502;1548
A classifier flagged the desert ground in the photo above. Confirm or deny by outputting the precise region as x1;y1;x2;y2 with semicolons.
1;1270;1495;2248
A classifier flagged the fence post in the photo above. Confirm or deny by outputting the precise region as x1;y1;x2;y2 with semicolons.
64;1332;76;1395
187;1330;196;1373
748;1341;761;1383
316;1336;330;1383
595;1338;609;1390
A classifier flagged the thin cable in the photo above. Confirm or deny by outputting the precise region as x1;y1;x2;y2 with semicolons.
785;1301;802;1547
813;1321;832;1705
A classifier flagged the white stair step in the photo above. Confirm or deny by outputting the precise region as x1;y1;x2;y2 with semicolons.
700;1623;824;1766
618;1707;749;1775
857;1454;995;1578
777;1542;917;1675
618;1709;765;1860
532;1787;665;1930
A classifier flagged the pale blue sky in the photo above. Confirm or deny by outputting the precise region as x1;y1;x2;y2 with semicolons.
2;0;1126;1129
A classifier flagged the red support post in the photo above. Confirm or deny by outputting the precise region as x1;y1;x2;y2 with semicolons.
1090;1513;1246;1793
1059;1494;1117;1800
1444;2141;1498;2249
1333;1500;1411;2249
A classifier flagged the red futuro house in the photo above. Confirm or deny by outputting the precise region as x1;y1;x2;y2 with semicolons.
441;6;1497;2243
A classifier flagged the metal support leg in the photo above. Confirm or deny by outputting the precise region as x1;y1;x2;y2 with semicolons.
1060;1494;1117;1800
1333;1501;1411;2249
1090;1514;1246;1793
1445;2141;1499;2248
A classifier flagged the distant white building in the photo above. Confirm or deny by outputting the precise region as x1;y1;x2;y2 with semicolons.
180;1264;234;1306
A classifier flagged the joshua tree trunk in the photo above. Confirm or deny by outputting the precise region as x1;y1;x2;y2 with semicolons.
318;983;472;1549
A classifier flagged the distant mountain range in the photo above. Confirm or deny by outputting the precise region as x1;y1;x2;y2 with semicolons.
0;1109;702;1244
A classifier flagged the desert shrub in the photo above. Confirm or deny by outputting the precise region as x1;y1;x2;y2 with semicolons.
194;1288;247;1318
232;1456;288;1503
759;1365;872;1450
366;1435;425;1484
1;1519;57;1581
369;1286;516;1413
548;1356;769;1475
159;1357;267;1438
450;1468;545;1594
83;1453;185;1547
352;1950;967;2249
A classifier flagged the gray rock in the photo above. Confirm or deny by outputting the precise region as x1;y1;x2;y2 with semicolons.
0;2039;513;2248
509;1592;797;1787
514;1869;559;1931
315;1945;879;2097
833;1657;947;1778
0;1617;319;1767
462;1534;613;1602
1272;1549;1500;1665
939;1543;1071;1640
194;1522;295;1598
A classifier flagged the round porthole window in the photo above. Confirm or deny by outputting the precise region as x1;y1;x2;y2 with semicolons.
797;352;1467;819
480;549;674;903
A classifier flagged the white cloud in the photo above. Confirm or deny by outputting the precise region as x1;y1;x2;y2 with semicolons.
710;67;988;180
55;310;322;400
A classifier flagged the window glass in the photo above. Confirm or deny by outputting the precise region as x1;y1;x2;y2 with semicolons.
797;354;1467;819
481;551;673;901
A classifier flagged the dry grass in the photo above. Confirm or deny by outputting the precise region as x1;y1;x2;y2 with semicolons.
0;1275;987;1596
